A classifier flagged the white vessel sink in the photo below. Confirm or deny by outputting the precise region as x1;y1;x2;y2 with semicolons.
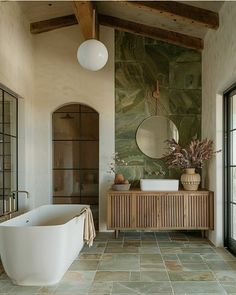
140;179;179;191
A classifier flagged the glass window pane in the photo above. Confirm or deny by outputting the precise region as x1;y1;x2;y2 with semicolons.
4;93;17;136
0;134;3;172
230;95;236;129
55;104;80;113
0;171;3;215
0;90;2;134
54;141;79;169
4;136;17;172
53;197;81;204
80;105;96;113
231;167;236;203
80;142;99;169
53;170;80;197
231;204;236;240
4;171;17;192
53;113;80;140
81;113;99;140
80;170;99;197
3;135;17;213
230;131;236;165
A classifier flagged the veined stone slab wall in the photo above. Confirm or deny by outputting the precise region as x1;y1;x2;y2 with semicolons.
115;31;202;187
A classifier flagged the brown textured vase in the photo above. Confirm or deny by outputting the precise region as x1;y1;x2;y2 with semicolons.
180;168;200;191
114;173;125;184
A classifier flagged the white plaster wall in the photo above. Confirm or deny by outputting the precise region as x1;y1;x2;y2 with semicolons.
202;2;236;246
34;25;115;231
0;2;35;210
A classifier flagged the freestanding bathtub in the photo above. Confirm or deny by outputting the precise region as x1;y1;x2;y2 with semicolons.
0;204;88;286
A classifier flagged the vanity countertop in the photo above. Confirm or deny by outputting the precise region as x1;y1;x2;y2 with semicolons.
108;188;213;194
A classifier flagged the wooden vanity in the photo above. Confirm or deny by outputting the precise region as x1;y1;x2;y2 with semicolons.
107;189;214;237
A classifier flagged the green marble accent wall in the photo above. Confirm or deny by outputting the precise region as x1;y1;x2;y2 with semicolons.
115;31;201;187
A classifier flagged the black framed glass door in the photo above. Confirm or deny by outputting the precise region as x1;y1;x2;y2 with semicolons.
224;84;236;253
52;103;99;229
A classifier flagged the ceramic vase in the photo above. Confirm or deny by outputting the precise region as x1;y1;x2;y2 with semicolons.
180;168;200;191
114;173;125;184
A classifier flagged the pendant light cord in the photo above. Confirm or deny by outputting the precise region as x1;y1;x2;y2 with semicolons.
152;80;160;116
92;8;96;39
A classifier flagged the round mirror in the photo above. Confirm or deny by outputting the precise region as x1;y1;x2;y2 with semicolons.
136;116;179;159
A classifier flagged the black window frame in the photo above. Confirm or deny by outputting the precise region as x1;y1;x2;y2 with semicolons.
224;82;236;252
0;83;18;216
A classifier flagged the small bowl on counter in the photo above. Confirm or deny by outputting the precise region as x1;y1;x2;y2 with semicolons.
111;183;131;191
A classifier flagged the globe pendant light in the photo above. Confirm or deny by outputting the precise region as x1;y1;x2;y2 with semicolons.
77;9;108;71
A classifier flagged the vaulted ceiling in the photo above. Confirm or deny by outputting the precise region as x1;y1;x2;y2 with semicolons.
19;1;224;50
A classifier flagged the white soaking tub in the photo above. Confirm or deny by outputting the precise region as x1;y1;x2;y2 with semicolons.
0;204;88;286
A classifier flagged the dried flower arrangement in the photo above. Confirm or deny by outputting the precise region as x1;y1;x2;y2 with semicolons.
107;152;129;186
163;137;215;169
107;152;128;174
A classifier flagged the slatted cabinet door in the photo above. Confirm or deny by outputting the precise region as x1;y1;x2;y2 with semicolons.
135;194;159;228
159;193;185;229
184;192;214;229
107;192;133;229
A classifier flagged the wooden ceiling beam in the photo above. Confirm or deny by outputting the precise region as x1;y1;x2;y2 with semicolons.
98;14;203;51
124;1;219;30
30;15;78;34
72;1;98;40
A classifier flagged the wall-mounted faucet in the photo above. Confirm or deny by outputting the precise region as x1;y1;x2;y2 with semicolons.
11;190;29;199
4;191;30;217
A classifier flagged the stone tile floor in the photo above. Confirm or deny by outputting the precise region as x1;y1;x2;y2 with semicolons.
1;231;236;294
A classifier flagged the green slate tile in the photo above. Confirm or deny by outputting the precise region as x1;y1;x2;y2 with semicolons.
181;247;216;254
98;254;140;271
139;247;161;254
88;282;113;294
0;280;23;293
200;253;224;261
112;281;172;294
220;282;236;293
54;282;92;294
165;261;183;271
141;242;158;247
162;254;179;261
177;254;204;263
206;261;232;271
168;271;215;281
94;271;130;282
140;254;163;264
61;271;95;283
182;263;210;271
130;271;169;282
171;281;225;293
214;271;236;282
78;254;102;260
69;260;99;271
140;271;169;282
105;247;139;254
158;242;185;248
160;247;183;254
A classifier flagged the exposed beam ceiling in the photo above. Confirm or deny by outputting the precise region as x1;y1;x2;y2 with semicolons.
25;1;222;50
99;14;203;50
123;1;219;30
31;14;77;34
30;13;203;50
72;1;97;40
